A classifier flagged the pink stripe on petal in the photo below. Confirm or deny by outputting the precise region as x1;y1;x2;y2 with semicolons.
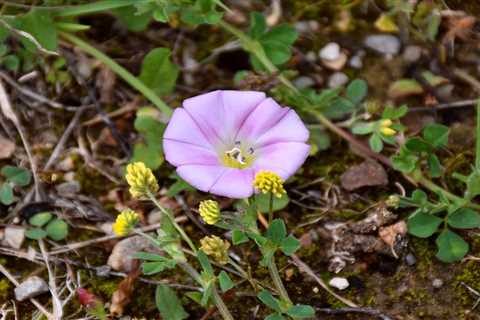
163;108;213;149
254;110;310;147
255;142;310;180
209;168;255;198
164;139;220;166
236;98;290;143
176;165;226;193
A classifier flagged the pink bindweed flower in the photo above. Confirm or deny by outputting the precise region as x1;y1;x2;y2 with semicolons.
163;90;310;198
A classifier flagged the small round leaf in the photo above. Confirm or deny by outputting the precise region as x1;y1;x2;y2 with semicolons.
435;229;469;263
447;208;480;229
46;219;68;241
25;228;47;240
29;212;53;227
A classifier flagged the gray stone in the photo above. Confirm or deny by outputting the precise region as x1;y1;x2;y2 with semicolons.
328;72;349;89
14;276;49;301
3;226;25;249
107;235;157;272
340;160;388;191
432;278;444;288
293;76;315;89
319;42;341;61
405;253;416;266
305;51;317;63
403;45;422;63
349;55;363;69
329;277;349;290
364;34;401;56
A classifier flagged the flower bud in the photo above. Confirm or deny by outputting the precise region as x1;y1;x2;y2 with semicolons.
125;162;159;198
380;127;396;136
198;200;220;225
253;170;286;198
112;209;139;236
200;235;230;265
386;195;400;209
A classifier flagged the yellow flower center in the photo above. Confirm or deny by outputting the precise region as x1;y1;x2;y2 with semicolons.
221;142;255;169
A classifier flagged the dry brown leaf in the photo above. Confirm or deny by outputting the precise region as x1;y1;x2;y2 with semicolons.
110;267;141;316
443;15;476;44
379;221;407;248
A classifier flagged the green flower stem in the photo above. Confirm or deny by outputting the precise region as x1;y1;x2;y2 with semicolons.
267;256;292;304
147;192;197;253
54;0;152;17
476;99;480;169
60;32;172;116
268;192;274;224
179;262;234;320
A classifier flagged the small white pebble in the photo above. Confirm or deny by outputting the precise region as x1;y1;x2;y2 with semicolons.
329;277;349;290
319;42;341;61
312;286;319;293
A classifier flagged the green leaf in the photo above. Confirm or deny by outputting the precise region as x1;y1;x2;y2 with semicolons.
447;208;480;229
407;211;442;238
280;235;300;256
0;184;14;205
263;41;291;65
255;193;289;213
308;127;331;153
25;228;47;240
391;147;418;173
411;189;428;206
1;166;31;186
45;219;68;241
166;177;194;197
218;271;234;292
466;170;480;199
257;290;281;312
266;219;287;246
435;229;469;262
261;24;297;45
197;250;214;278
113;6;152;32
352;122;375;135
265;314;286;320
405;137;431;153
155;284;189;320
29;212;53;227
17;9;57;51
382;104;408;119
249;12;267;39
232;229;249;245
423;123;449;148
287;305;316;318
142;261;176;275
369;134;383;153
427;154;442;178
346;79;368;105
200;279;214;306
139;48;179;95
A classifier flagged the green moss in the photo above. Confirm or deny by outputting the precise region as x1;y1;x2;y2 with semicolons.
454;260;480;307
0;278;12;301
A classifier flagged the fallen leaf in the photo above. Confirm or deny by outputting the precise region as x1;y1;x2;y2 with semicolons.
340;160;388;191
379;220;407;248
110;268;141;316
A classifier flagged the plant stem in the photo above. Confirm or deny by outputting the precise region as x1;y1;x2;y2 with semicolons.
179;262;234;320
229;258;258;291
60;32;172;116
54;0;152;17
268;192;274;224
147;192;197;253
476;99;480;169
267;256;291;304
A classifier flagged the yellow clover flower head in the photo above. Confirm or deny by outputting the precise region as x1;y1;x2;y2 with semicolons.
125;162;159;198
386;195;400;209
379;119;396;136
113;209;139;236
198;200;220;225
253;170;286;198
200;235;230;265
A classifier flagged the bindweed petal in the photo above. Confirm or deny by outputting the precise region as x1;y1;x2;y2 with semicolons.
176;164;225;193
254;142;310;179
164;140;219;166
163;108;216;148
209;168;255;198
254;109;310;147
